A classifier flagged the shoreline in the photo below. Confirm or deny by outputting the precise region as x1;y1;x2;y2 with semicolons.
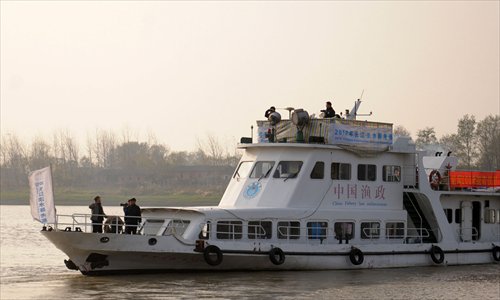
0;191;221;207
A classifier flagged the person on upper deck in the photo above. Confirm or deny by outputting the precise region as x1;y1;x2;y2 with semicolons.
264;106;276;118
89;196;106;233
123;197;141;234
321;101;336;118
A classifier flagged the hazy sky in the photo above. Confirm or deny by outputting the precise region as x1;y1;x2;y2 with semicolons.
1;1;499;151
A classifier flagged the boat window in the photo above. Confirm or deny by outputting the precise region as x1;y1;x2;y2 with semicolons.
385;222;405;239
248;221;272;239
331;162;351;180
484;209;496;224
273;161;303;179
358;164;376;181
277;221;300;239
143;219;165;235
307;221;328;240
234;161;253;179
164;220;190;236
455;209;462;223
383;165;401;182
361;222;380;239
310;162;325;179
198;221;211;239
444;209;453;224
334;222;354;242
216;221;243;240
250;161;275;179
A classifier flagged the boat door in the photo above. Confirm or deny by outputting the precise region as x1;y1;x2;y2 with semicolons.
471;201;481;241
460;201;473;242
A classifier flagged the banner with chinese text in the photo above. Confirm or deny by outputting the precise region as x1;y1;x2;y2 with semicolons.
29;166;56;224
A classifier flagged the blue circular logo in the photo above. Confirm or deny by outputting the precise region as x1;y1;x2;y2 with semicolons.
244;182;262;199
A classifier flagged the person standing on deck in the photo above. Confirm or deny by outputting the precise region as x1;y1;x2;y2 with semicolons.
89;196;106;233
321;101;336;118
264;106;276;118
123;197;141;234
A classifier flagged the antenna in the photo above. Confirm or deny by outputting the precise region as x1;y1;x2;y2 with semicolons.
347;90;372;120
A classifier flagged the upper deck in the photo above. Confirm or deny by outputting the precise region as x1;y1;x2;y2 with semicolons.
227;113;499;211
255;117;395;153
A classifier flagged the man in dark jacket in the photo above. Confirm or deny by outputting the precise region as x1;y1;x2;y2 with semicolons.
321;101;336;118
123;198;141;234
89;196;106;233
264;106;276;118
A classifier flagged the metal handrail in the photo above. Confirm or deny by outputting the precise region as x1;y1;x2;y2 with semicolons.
247;224;269;239
48;213;163;234
361;226;380;239
457;227;479;241
404;191;423;231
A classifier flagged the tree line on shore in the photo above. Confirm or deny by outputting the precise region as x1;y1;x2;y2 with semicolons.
1;113;498;194
394;114;499;170
1;130;240;194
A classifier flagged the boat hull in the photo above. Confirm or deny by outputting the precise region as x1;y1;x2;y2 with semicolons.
42;231;499;275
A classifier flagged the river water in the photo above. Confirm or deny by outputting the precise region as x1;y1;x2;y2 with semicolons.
1;205;499;299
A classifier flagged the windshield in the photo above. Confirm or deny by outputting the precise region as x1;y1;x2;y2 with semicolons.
273;161;303;179
233;161;253;179
250;161;275;179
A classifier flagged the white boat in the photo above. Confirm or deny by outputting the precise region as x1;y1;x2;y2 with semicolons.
41;102;500;275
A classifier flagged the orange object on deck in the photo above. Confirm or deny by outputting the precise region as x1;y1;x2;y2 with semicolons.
449;170;500;189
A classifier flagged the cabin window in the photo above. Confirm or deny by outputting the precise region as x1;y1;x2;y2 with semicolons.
164;220;190;236
234;161;253;179
248;221;272;239
250;161;275;178
307;221;328;240
361;222;380;239
216;221;242;240
331;163;351;180
444;209;453;224
383;165;401;182
143;219;165;235
277;221;300;239
310;162;325;179
385;222;405;239
455;209;462;224
484;209;496;224
334;222;354;241
199;222;210;239
273;161;303;179
358;164;376;181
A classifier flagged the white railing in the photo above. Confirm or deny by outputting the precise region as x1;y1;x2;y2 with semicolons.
207;222;434;244
457;227;479;241
46;213;186;236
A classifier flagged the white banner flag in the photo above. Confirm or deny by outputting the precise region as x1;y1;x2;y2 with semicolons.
29;166;56;224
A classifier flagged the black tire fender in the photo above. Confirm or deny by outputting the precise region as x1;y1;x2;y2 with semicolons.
203;245;223;266
269;247;285;265
349;247;364;265
430;245;445;264
492;246;500;262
